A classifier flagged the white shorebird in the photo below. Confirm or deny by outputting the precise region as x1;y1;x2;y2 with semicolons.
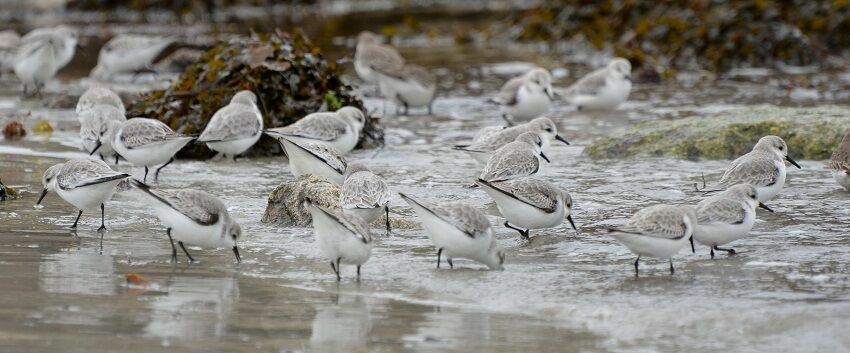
109;118;195;182
198;90;264;160
274;137;347;185
561;57;632;111
76;85;125;117
80;104;127;164
829;133;850;191
130;179;243;263
0;30;21;73
21;25;78;70
36;159;130;231
606;204;697;275
341;163;392;233
90;34;176;80
490;67;554;124
476;177;576;239
305;199;373;281
354;31;404;86
264;106;365;155
454;117;569;164
479;132;549;182
374;63;437;115
399;193;505;270
694;184;767;258
698;135;800;205
13;32;67;97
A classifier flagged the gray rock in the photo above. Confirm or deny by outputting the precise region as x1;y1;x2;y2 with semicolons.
261;174;341;227
585;105;850;160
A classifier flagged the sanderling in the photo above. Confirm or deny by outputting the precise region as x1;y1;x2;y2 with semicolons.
476;177;576;239
374;64;437;115
80;104;127;164
21;25;78;70
0;30;20;73
606;204;697;275
694;184;766;258
354;31;404;86
489;67;554;124
109;118;196;182
90;34;176;80
274;137;347;185
130;179;243;263
13;32;67;97
305;199;373;280
828;133;850;191
479;132;549;182
399;193;505;270
561;57;632;111
264;106;365;155
198;90;264;160
36;159;130;231
76;85;125;117
454;117;569;164
699;135;800;204
341;163;392;234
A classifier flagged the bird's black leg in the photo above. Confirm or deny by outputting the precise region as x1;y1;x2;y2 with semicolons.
713;245;736;255
98;203;106;232
437;248;442;269
690;236;695;254
335;257;342;281
114;154;119;165
403;103;409;115
504;221;529;239
428;102;433;115
70;210;83;229
330;261;338;279
447;258;454;269
166;228;177;262
634;256;640;277
385;205;391;235
669;260;675;275
356;265;361;280
710;247;715;259
178;241;195;262
501;114;515;126
143;166;149;183
155;158;174;181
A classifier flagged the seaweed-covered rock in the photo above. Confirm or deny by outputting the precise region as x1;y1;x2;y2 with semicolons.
0;178;17;201
585;106;850;160
502;1;850;75
128;30;382;159
261;174;341;227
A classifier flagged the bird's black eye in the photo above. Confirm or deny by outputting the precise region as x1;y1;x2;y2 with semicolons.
546;128;553;132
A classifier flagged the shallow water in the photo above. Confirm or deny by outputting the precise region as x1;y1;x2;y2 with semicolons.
3;41;850;352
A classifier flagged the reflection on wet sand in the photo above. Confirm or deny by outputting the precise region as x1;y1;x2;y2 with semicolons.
144;275;240;341
309;294;373;352
39;252;115;296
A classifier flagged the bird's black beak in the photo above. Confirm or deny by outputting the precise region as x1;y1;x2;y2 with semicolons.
758;202;775;213
89;141;102;156
233;246;241;263
690;236;695;254
545;87;554;101
786;155;801;169
566;214;577;232
540;151;551;163
555;134;570;145
36;188;48;205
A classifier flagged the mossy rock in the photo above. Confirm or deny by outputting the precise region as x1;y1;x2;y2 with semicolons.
127;30;382;159
585;106;850;160
0;178;18;201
